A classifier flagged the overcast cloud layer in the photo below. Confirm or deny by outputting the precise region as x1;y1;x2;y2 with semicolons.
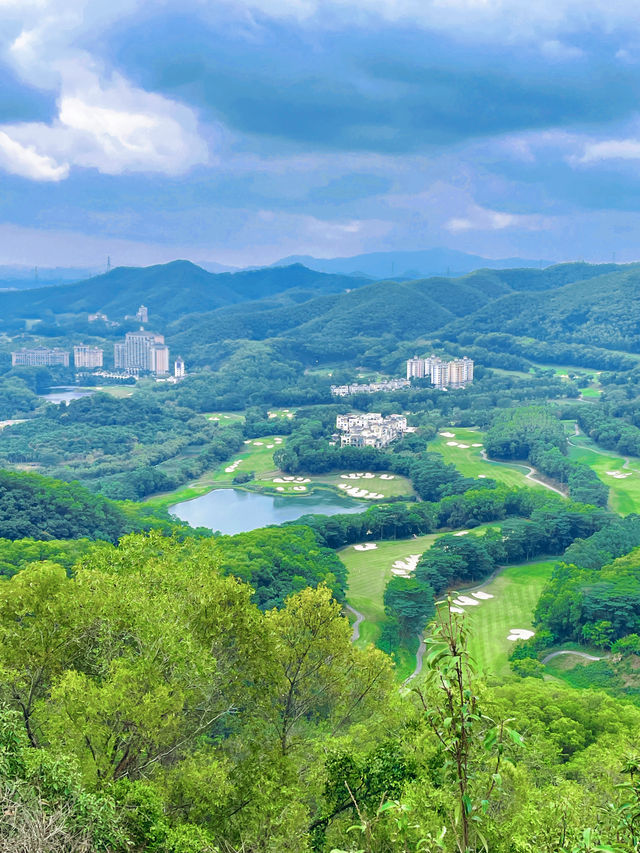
1;0;640;267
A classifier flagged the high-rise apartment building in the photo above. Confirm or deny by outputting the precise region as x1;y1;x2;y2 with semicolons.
73;345;103;369
11;347;69;367
136;305;149;323
114;330;168;374
405;355;474;389
174;356;185;379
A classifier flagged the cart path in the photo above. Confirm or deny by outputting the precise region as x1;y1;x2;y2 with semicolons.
542;649;604;664
345;604;365;642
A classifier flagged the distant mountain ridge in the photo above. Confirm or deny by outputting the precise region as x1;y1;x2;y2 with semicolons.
0;260;370;325
270;248;553;280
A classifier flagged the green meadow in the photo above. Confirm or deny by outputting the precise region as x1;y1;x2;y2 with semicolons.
429;427;544;490
459;559;557;679
568;433;640;515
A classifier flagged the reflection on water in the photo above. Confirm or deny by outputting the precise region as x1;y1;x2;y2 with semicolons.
169;487;365;534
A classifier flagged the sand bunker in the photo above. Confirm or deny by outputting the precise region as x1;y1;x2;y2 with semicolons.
243;439;252;444
354;543;377;551
267;444;274;448
293;485;307;491
606;470;632;479
453;530;469;536
391;554;421;576
225;460;241;473
446;441;459;446
379;474;395;480
440;431;455;437
253;441;263;446
449;606;465;614
472;591;494;600
472;443;483;447
478;474;487;478
457;443;469;449
453;595;480;607
507;629;535;642
276;487;284;492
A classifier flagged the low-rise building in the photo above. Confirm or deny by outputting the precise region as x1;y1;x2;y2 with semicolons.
11;347;69;367
331;378;410;396
336;412;408;448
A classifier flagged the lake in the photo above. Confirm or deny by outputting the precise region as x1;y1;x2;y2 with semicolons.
39;386;95;405
169;488;366;534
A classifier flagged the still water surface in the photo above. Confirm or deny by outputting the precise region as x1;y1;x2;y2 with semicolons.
170;488;365;534
39;386;95;405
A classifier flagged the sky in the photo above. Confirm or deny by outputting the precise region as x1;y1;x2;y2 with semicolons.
2;0;640;268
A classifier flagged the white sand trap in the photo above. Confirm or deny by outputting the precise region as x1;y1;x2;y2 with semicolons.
273;478;284;483
354;543;378;551
338;484;349;490
274;438;283;443
457;443;470;449
379;474;395;480
478;474;487;478
283;476;295;482
364;472;375;479
454;596;480;607
253;441;263;446
287;413;294;418
391;569;412;577
450;606;465;614
472;591;494;600
225;467;235;473
211;417;219;421
446;441;459;446
276;487;284;492
507;629;535;642
267;444;274;448
293;485;306;491
440;431;455;437
454;530;469;537
372;493;384;499
472;443;483;447
244;439;252;444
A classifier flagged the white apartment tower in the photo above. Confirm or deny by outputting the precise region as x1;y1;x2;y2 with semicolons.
406;355;474;389
174;356;185;379
73;345;103;369
114;330;168;375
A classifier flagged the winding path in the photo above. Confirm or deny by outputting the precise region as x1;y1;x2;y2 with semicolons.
541;649;604;665
480;450;566;496
345;604;365;642
404;635;426;684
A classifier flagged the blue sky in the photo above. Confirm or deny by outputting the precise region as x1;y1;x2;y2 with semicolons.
2;0;640;268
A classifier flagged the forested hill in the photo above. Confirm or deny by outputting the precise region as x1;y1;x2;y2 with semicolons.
166;261;639;363
443;263;640;351
0;261;368;325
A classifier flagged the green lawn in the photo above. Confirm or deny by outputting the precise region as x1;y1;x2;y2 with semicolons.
338;523;502;666
568;433;640;515
429;427;544;491
460;559;557;679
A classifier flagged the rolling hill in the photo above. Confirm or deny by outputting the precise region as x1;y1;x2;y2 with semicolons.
0;261;369;326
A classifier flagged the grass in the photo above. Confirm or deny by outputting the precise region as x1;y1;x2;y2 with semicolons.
429;427;544;491
568;433;640;515
338;523;503;678
460;559;557;679
93;385;136;398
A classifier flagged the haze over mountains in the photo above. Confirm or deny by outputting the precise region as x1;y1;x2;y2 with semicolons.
3;257;639;368
0;247;554;291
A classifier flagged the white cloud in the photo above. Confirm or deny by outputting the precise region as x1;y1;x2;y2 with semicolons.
0;0;210;180
576;138;640;164
445;205;551;233
0;130;68;181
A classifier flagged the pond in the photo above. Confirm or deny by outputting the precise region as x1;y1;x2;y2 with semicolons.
169;488;366;535
39;386;95;405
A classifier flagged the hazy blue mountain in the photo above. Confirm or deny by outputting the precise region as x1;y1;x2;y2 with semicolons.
0;265;99;290
270;248;552;280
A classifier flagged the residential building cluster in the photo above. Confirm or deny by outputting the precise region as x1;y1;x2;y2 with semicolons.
336;412;408;448
114;330;169;376
11;347;70;367
73;345;104;369
331;378;410;396
406;355;474;389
